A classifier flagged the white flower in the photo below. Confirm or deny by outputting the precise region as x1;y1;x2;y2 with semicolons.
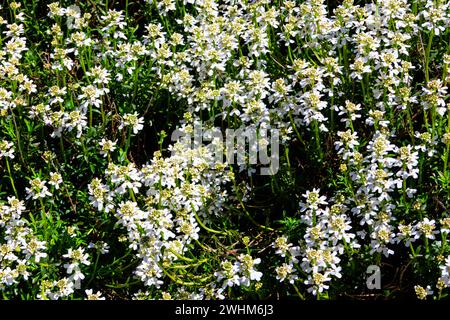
214;260;241;289
237;254;263;286
99;139;117;157
414;285;433;300
119;112;145;134
300;188;328;212
272;236;293;257
85;289;105;300
0;140;15;159
49;172;63;189
78;85;107;111
25;178;52;200
416;218;438;240
275;263;297;284
63;247;91;272
304;270;331;296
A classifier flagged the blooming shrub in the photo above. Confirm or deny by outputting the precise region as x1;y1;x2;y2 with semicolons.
1;0;450;300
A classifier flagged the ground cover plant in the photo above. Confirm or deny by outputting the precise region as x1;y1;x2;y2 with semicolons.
1;0;450;300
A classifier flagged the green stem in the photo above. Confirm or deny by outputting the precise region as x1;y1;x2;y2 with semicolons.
192;205;227;235
443;115;450;175
124;129;132;155
60;136;67;163
87;251;101;286
289;111;305;145
425;31;434;83
5;157;18;198
234;184;274;231
409;242;417;258
292;283;305;300
313;120;323;161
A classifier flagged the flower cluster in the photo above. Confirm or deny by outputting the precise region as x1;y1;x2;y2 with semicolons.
2;0;450;301
89;139;232;293
0;197;47;289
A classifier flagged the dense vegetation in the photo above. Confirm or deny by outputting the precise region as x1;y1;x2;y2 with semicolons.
1;0;450;300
